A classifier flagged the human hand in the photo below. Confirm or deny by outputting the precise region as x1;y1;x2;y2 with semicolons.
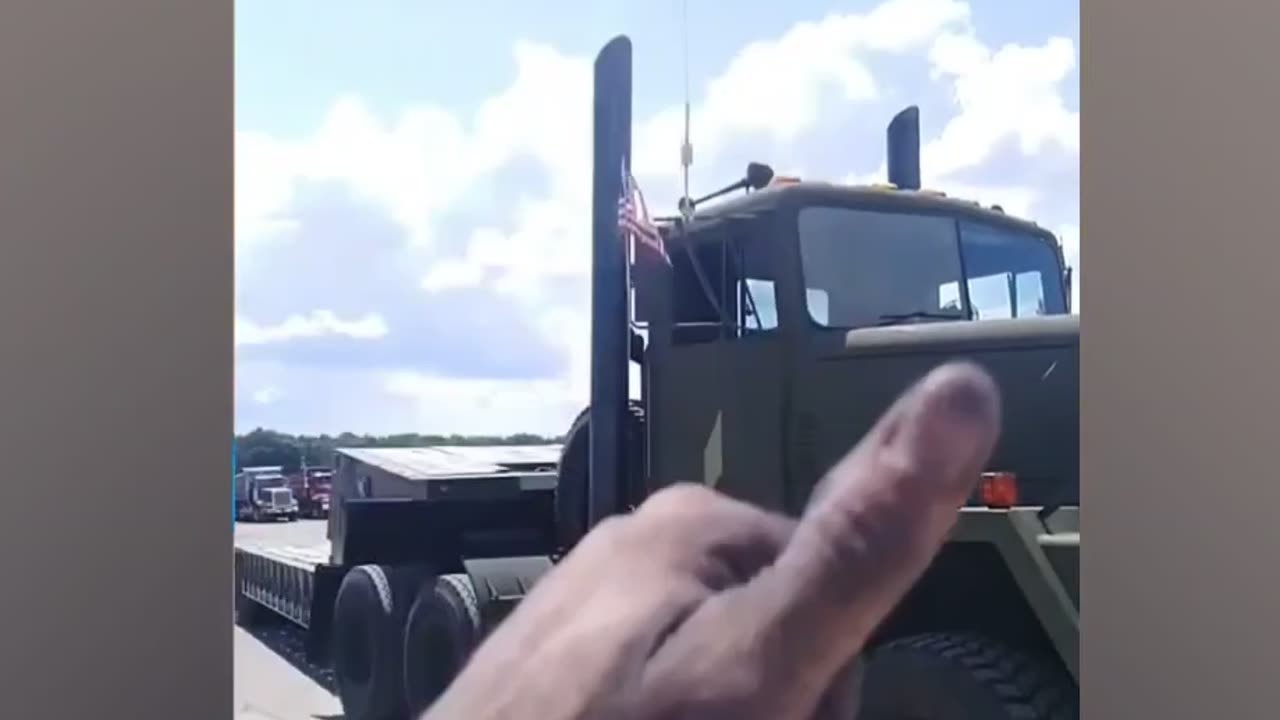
424;362;1001;720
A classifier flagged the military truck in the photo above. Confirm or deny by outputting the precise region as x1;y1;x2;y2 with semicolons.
233;35;1078;720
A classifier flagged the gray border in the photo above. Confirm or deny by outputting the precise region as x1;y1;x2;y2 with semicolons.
1084;0;1280;716
0;1;233;717
3;0;1277;716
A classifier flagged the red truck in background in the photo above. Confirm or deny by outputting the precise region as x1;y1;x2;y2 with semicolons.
286;466;334;519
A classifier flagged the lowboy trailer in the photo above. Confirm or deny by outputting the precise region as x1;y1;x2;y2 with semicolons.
234;445;563;719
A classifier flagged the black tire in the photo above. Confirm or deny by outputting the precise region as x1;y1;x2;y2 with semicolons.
554;400;646;550
402;574;482;717
857;633;1078;720
332;564;428;720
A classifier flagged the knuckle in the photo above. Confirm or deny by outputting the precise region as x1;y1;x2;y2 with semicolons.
640;482;719;516
588;513;633;542
573;513;637;554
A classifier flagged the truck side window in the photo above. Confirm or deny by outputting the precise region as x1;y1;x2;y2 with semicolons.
671;240;727;346
939;271;1049;320
729;222;781;337
741;279;779;332
805;287;830;325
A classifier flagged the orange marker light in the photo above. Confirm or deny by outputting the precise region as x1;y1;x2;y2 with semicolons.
770;175;802;186
979;471;1019;508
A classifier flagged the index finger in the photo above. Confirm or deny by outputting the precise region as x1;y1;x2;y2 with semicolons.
774;361;1001;640
640;362;1000;718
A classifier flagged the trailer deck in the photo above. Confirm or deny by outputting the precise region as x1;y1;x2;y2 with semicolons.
235;539;330;628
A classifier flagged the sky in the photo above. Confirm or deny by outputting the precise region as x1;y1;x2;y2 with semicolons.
234;0;1080;436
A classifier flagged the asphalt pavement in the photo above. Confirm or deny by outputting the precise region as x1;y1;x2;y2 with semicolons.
234;518;343;720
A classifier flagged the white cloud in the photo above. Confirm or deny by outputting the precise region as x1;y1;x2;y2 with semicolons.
420;257;487;293
842;27;1078;204
236;0;1079;433
252;386;283;405
633;0;973;181
235;310;389;347
923;35;1078;181
381;371;578;436
235;132;304;256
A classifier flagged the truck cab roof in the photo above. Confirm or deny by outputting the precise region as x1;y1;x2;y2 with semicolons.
663;180;1055;248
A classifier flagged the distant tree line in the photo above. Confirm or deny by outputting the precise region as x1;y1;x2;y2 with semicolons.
234;427;563;473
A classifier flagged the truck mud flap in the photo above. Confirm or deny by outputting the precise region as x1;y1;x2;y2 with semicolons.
304;563;347;665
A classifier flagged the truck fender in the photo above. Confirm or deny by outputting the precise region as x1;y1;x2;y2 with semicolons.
949;507;1080;683
461;555;555;634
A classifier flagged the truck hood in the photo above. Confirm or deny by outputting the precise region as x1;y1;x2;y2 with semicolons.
832;315;1079;506
842;314;1079;355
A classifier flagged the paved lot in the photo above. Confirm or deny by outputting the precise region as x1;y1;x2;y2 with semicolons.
235;515;330;546
235;519;343;720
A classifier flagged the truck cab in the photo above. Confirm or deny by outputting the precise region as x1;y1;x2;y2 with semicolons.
236;465;300;522
289;467;334;519
636;180;1079;516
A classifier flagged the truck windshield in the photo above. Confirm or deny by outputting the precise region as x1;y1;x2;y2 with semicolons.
796;205;1067;329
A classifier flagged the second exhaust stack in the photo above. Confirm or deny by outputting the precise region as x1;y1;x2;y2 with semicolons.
886;106;922;191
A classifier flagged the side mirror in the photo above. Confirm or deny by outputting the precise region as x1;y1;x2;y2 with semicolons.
745;162;774;190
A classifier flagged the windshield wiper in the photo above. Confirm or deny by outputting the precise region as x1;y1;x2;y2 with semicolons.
874;310;967;326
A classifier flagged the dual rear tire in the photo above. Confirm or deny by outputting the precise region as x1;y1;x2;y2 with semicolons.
331;566;481;720
402;575;481;716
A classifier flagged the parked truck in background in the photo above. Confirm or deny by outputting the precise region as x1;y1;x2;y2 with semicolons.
288;466;334;519
235;465;300;523
234;35;1078;720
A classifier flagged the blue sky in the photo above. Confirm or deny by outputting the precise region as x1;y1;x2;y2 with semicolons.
234;0;1080;435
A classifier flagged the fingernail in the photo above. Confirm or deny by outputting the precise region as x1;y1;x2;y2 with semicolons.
902;363;1002;494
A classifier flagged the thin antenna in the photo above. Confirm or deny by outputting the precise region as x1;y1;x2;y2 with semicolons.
679;0;694;222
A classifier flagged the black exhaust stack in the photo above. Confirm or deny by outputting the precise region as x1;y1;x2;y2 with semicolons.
886;105;922;190
586;36;633;530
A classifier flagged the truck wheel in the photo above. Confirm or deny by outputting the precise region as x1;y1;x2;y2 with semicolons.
331;565;426;720
402;574;482;717
554;400;646;550
857;633;1078;720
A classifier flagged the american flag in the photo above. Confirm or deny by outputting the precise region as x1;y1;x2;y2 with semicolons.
618;164;670;265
